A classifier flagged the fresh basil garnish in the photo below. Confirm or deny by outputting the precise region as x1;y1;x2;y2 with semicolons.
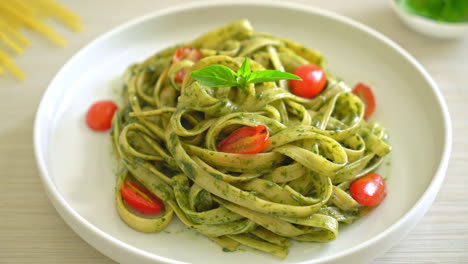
190;58;301;91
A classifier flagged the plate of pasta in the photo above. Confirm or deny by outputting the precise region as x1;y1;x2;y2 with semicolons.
34;1;451;264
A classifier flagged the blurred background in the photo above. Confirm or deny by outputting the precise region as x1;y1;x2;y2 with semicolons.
0;0;466;263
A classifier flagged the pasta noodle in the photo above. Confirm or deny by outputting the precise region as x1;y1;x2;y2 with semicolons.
111;19;391;258
0;0;83;80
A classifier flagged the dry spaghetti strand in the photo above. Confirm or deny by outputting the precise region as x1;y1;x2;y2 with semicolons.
0;48;25;80
0;0;83;80
32;0;84;32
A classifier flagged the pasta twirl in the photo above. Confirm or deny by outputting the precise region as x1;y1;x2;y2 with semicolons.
111;19;391;258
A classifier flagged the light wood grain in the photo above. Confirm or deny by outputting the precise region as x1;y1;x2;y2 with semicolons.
0;0;467;263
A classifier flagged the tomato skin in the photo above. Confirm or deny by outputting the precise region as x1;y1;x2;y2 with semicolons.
172;47;203;83
217;125;269;154
349;173;386;206
121;181;163;214
289;64;327;98
86;100;118;131
352;83;376;120
175;68;189;83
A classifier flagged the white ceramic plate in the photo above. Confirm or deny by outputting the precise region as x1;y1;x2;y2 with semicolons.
34;1;452;264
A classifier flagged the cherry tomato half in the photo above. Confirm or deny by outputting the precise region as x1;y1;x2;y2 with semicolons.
86;100;118;131
289;64;327;98
349;173;386;206
121;181;163;214
172;47;204;83
217;125;269;154
352;83;376;120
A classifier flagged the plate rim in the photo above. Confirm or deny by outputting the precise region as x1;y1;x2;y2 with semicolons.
33;1;453;263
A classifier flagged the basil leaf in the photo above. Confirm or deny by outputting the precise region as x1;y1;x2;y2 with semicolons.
247;70;301;84
236;76;247;91
190;58;301;91
190;65;238;87
237;57;251;78
236;58;251;91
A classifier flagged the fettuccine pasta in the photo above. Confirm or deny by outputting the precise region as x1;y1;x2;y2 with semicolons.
111;19;391;259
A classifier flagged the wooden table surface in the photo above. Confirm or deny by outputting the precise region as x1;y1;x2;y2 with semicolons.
1;0;467;263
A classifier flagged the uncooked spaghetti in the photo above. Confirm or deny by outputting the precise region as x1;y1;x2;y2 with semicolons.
0;0;83;80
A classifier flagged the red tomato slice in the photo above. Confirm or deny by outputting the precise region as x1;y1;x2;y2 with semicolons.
175;68;189;83
289;64;327;98
121;181;163;214
352;83;376;120
172;47;203;83
217;125;269;154
86;100;118;131
349;173;386;206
